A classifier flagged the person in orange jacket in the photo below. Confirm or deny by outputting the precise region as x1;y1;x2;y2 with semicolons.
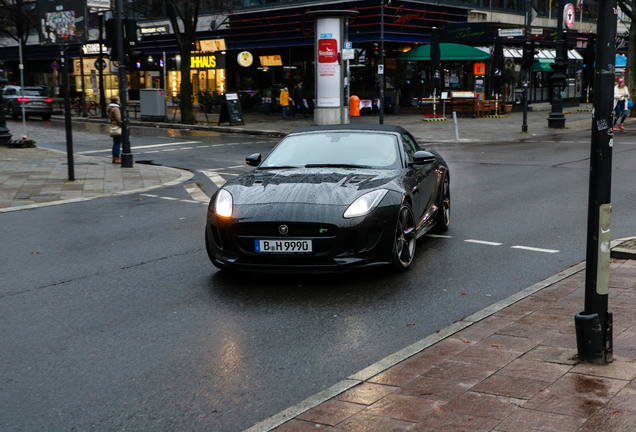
279;86;293;119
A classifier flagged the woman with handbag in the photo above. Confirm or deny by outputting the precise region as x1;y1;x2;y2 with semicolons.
613;78;630;131
107;95;122;163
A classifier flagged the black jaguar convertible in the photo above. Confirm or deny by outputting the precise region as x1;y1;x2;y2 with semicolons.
205;124;450;272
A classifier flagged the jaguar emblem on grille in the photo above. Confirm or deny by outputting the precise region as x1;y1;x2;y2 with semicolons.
279;225;289;235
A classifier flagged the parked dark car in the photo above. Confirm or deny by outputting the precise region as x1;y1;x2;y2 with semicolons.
2;85;53;121
205;124;450;273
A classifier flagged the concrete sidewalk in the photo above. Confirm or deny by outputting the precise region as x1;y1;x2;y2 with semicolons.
251;241;636;432
0;146;192;211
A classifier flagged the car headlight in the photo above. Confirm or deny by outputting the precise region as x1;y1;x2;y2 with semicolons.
215;189;233;218
344;189;388;218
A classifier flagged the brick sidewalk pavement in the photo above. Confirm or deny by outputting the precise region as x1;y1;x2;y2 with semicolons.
248;251;636;432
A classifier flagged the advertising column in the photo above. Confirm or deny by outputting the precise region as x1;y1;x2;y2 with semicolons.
313;11;357;125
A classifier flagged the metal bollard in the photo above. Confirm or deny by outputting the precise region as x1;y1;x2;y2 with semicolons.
452;112;459;141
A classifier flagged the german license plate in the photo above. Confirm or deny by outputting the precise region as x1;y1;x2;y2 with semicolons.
255;239;312;253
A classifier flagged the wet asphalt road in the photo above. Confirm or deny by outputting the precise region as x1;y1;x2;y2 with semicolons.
2;119;636;431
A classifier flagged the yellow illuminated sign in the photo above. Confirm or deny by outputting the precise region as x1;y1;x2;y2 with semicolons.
190;52;220;69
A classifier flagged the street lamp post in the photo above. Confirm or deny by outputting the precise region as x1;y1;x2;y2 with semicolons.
548;1;567;128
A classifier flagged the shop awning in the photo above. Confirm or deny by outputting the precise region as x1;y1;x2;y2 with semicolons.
533;58;554;72
397;43;492;61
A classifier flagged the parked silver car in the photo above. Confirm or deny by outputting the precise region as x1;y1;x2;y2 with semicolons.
2;85;53;121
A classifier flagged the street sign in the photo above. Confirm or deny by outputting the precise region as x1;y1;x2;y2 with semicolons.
51;61;59;70
378;64;384;75
111;61;119;68
94;59;107;70
344;42;352;49
342;49;355;60
498;28;525;38
564;3;575;29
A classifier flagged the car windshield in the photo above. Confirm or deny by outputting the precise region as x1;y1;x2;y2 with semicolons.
261;132;401;169
23;88;47;96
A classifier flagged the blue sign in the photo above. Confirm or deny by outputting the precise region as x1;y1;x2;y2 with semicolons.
344;42;352;49
320;33;332;38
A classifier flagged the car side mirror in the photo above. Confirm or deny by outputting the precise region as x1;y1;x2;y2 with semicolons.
246;153;261;166
410;150;436;165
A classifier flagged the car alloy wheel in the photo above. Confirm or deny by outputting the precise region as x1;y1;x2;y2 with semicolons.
434;176;450;232
392;202;416;270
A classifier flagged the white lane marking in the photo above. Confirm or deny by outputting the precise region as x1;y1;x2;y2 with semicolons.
216;172;239;176
144;150;160;153
228;165;246;169
425;234;452;238
184;184;210;202
465;239;503;246
511;245;560;254
141;194;159;197
162;149;177;152
78;141;202;154
160;196;179;201
201;170;227;187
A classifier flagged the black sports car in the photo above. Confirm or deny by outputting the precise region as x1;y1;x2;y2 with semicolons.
205;124;450;273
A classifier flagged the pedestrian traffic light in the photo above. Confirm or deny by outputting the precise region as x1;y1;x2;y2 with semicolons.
522;41;537;68
104;19;139;61
373;43;380;58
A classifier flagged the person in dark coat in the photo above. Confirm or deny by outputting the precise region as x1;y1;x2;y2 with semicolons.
292;81;308;119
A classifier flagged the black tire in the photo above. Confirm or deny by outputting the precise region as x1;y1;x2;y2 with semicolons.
432;175;450;233
42;114;51;121
70;105;81;117
10;104;19;120
391;202;416;271
88;104;100;117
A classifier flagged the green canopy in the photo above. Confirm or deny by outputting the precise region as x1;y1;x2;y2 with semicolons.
397;43;492;61
533;58;553;72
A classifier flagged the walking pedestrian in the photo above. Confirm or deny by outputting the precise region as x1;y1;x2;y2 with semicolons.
613;78;630;131
107;95;122;164
292;81;308;119
279;86;293;119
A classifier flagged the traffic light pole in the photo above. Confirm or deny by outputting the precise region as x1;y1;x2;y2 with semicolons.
575;0;615;365
116;0;133;168
379;0;385;125
522;0;531;133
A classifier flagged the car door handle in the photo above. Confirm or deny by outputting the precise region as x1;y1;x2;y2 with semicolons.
412;186;419;194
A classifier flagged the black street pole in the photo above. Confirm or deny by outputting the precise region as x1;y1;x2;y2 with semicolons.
0;64;12;145
61;47;75;181
99;13;107;118
379;0;385;125
79;48;87;117
575;0;615;365
522;0;530;133
116;0;133;168
548;0;566;128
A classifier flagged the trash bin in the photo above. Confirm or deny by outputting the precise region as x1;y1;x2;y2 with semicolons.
140;89;167;122
349;95;360;117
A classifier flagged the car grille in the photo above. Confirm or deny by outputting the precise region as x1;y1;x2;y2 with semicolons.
235;223;337;238
231;222;339;255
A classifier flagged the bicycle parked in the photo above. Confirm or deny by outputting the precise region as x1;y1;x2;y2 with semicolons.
70;98;101;117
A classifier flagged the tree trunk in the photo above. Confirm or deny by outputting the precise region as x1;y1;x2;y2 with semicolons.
180;50;195;123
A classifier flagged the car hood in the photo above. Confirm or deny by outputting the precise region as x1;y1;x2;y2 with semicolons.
224;168;403;206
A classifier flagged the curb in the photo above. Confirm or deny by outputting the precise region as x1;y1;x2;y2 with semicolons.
50;115;288;138
611;236;636;260
244;261;588;432
0;163;194;213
